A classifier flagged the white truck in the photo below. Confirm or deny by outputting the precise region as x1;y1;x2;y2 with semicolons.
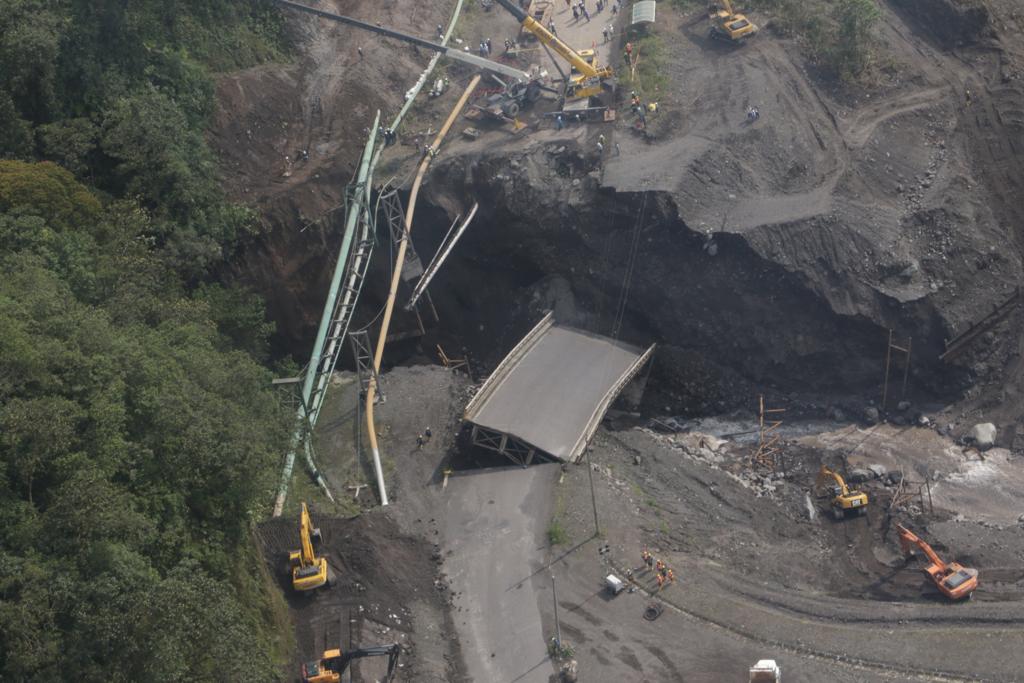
749;659;781;682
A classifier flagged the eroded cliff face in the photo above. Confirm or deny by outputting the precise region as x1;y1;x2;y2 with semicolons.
221;0;1024;432
389;141;976;416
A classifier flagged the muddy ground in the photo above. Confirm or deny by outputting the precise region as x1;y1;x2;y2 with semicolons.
256;508;463;682
225;0;1024;679
407;0;1024;426
547;419;1024;681
299;362;1024;681
209;0;458;356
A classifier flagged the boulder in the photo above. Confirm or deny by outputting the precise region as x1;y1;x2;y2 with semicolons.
848;468;874;484
867;464;887;479
968;422;997;450
864;406;880;425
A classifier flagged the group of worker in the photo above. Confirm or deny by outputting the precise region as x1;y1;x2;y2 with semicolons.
378;126;397;146
629;91;657;129
416;427;433;449
478;38;494;57
641;547;676;590
568;0;616;19
595;133;619;156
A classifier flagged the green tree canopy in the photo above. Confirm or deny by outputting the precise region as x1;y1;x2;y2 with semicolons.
0;2;294;679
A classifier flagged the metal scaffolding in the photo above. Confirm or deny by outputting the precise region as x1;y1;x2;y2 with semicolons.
406;202;479;310
752;395;784;471
348;328;384;402
470;424;541;467
271;0;468;514
272;112;379;517
881;329;912;413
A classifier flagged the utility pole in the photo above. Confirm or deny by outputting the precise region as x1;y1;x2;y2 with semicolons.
584;447;600;537
551;574;562;652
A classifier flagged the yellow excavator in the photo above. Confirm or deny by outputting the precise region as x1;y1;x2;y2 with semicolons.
289;502;331;592
817;465;869;520
708;0;758;44
302;643;400;683
495;0;613;99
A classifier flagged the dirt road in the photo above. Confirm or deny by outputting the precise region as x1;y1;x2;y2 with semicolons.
545;540;885;682
547;424;1024;681
443;465;560;683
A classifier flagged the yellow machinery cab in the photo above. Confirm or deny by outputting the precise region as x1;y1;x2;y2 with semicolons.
817;465;869;520
289;502;330;591
568;50;605;99
709;1;758;43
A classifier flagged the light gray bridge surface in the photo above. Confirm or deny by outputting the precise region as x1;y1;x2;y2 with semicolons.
464;313;654;463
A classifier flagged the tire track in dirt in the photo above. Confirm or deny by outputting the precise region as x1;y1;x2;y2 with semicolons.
882;2;1024;244
612;558;1021;682
841;86;951;147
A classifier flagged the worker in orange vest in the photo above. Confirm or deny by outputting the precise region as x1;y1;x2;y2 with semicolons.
667;568;675;583
656;573;664;590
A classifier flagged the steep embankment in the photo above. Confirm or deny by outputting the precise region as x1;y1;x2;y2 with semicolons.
415;143;952;412
401;0;1024;424
210;0;457;357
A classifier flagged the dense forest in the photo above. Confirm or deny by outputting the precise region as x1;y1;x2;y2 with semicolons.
1;1;295;680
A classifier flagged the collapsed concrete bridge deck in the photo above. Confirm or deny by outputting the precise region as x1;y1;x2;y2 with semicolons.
463;312;655;465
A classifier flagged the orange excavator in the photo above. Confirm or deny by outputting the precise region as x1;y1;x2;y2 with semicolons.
896;525;978;600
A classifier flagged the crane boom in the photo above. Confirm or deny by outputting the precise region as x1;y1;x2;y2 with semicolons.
494;0;612;79
275;0;533;83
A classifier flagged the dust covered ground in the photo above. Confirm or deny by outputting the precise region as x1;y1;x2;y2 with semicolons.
232;0;1024;679
208;0;458;355
256;511;462;682
545;418;1024;681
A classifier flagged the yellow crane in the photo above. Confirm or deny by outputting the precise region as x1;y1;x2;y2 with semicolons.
816;465;868;520
495;0;613;99
289;502;331;592
708;0;758;44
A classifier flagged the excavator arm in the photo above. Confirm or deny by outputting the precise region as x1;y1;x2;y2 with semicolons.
817;466;850;497
896;525;947;571
303;644;401;683
494;0;612;79
338;644;401;681
299;502;316;566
